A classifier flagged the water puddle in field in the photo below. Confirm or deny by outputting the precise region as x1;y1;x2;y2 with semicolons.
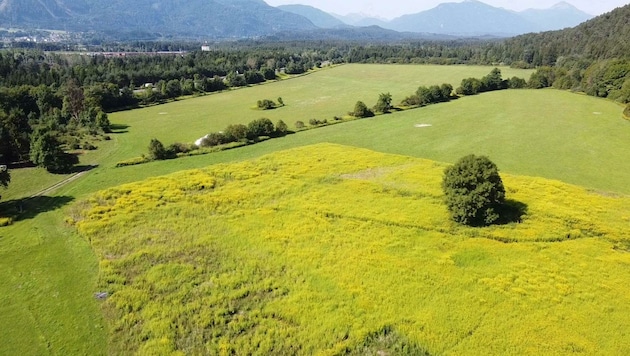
415;124;432;128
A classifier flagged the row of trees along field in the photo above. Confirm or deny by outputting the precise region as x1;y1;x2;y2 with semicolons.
139;118;289;166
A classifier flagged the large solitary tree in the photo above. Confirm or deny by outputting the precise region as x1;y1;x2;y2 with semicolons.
30;129;77;173
442;155;506;226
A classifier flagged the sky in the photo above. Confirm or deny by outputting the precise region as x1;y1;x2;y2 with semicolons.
264;0;630;19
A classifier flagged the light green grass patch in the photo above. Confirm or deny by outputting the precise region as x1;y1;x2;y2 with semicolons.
105;64;534;163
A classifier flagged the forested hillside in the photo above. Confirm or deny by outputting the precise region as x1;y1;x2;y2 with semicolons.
497;4;630;65
464;4;630;106
0;0;316;38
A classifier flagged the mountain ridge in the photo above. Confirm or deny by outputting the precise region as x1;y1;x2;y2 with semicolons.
327;1;593;36
0;0;597;39
277;4;347;29
0;0;317;38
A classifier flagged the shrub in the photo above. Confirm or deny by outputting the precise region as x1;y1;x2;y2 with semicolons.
442;155;506;226
275;120;288;136
167;142;195;155
481;68;506;91
148;138;168;160
528;66;555;89
257;99;276;110
624;104;630;118
245;71;265;85
440;83;454;100
115;156;151;167
200;133;229;147
456;78;483;96
223;124;248;142
82;142;97;150
401;95;421;106
352;101;374;118
295;121;305;129
68;137;81;149
373;92;393;113
247;118;275;139
261;67;276;80
508;76;527;89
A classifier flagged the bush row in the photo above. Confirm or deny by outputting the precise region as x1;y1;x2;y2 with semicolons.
198;118;289;149
456;68;527;96
115;118;291;167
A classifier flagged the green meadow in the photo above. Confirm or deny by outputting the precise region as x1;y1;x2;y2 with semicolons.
2;63;630;354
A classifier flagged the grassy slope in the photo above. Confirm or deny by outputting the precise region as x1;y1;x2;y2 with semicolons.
66;89;630;198
10;64;531;202
101;64;535;163
74;143;630;355
1;64;628;354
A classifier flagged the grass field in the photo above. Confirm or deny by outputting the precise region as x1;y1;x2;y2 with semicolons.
74;144;630;355
1;63;629;354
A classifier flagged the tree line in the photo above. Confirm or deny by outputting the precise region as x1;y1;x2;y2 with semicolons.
0;80;111;173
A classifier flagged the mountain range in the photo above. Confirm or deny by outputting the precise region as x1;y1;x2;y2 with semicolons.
0;0;316;38
281;1;593;35
0;0;594;39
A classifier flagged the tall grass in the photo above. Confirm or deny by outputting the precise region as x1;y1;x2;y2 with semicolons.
74;144;630;355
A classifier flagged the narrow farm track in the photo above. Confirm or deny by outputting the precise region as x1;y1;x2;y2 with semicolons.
29;166;95;198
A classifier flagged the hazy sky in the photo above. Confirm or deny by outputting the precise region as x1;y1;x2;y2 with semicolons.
264;0;629;19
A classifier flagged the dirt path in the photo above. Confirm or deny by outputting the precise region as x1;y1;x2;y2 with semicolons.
29;166;96;198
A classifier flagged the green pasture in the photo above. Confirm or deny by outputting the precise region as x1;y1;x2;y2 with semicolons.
105;64;534;161
1;63;629;354
66;88;630;198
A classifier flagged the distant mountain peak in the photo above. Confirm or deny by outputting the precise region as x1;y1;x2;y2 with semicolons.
385;0;593;36
551;1;576;10
277;4;346;29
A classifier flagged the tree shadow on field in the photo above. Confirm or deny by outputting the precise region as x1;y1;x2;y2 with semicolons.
109;124;130;134
69;164;98;174
0;196;74;223
494;199;529;225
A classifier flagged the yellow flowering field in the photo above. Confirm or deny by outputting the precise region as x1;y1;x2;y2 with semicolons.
73;143;630;355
